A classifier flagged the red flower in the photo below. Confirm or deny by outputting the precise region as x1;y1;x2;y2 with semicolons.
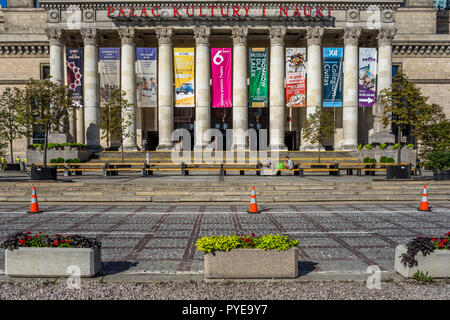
27;237;31;240
55;234;60;237
240;237;244;241
432;237;436;241
19;239;25;245
251;233;255;237
39;231;42;235
250;243;254;246
53;240;59;246
438;243;444;249
245;238;250;243
442;238;448;244
35;235;38;238
26;231;31;235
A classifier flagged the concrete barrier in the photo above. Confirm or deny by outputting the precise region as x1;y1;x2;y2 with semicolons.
204;248;298;279
5;247;101;277
394;245;450;278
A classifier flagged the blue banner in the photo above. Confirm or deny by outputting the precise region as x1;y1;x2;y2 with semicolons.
323;47;343;107
136;48;157;108
66;48;83;108
0;0;7;8
99;48;120;106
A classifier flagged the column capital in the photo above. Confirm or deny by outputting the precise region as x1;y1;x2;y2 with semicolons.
118;27;136;45
46;28;65;46
80;28;97;45
156;27;173;46
343;27;361;46
306;27;324;46
231;26;248;46
269;27;286;46
378;28;397;47
194;26;210;46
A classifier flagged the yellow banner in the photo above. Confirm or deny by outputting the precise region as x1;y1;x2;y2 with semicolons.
174;48;195;107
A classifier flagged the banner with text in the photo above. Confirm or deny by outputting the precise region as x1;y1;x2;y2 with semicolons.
174;48;195;107
66;48;83;108
285;48;306;107
358;48;377;107
323;47;343;107
136;48;157;108
249;48;268;108
99;48;120;107
211;48;232;108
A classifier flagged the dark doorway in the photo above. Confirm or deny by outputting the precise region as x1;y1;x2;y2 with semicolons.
174;107;195;150
248;108;269;150
285;131;297;151
146;131;159;151
211;108;232;151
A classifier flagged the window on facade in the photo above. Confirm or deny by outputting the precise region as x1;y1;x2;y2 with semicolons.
34;0;40;8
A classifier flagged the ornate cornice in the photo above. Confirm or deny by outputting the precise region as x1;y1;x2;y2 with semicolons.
393;44;450;56
306;27;324;46
0;45;49;56
155;27;173;45
231;26;248;46
343;27;361;46
194;26;210;46
80;28;98;45
378;28;397;47
269;26;286;46
46;28;65;46
118;27;136;45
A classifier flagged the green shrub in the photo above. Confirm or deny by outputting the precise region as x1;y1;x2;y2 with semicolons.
364;144;372;150
195;234;299;254
380;156;395;163
412;270;433;285
393;143;399;150
363;157;376;163
406;144;414;149
356;144;363;150
31;143;43;151
65;158;81;163
47;143;60;149
379;143;387;150
424;150;450;173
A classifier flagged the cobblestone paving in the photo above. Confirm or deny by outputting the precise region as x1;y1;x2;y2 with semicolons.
0;203;449;276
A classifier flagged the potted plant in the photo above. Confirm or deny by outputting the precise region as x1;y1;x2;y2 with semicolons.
394;232;449;278
363;157;376;176
196;233;299;279
425;150;450;181
379;143;387;150
2;231;102;277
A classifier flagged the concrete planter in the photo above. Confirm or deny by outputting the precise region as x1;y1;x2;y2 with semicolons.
394;245;450;278
204;248;298;279
26;150;91;164
5;247;101;277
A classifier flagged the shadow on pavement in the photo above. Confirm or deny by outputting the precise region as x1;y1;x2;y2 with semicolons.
298;260;319;276
100;261;139;275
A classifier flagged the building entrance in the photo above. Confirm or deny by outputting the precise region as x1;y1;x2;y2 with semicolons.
211;108;232;151
248;108;269;150
174;107;195;150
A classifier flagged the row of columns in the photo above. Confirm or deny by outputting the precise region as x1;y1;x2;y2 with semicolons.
47;26;395;151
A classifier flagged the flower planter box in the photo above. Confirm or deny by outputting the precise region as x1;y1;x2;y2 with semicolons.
204;248;298;279
5;247;101;278
394;245;450;278
31;166;57;180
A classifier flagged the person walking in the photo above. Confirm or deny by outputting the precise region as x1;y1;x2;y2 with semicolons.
0;156;5;170
142;138;148;152
145;151;150;164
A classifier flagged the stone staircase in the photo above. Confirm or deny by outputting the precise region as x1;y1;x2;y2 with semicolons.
1;180;449;203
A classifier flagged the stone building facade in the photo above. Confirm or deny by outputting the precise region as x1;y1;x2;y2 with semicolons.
0;0;449;158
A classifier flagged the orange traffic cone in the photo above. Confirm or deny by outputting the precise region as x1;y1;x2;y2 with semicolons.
418;185;431;212
28;186;43;214
248;186;261;214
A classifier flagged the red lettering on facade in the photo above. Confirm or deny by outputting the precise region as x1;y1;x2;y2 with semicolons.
140;6;148;17
152;6;160;17
173;6;182;17
243;5;249;17
107;6;115;17
279;6;288;17
293;6;301;17
328;6;332;17
262;5;266;16
233;6;240;16
186;5;194;16
208;5;217;16
316;6;324;17
129;6;136;17
118;6;126;17
221;6;229;16
304;6;312;17
200;5;206;17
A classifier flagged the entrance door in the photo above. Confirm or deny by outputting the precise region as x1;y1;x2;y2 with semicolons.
248;108;269;150
146;131;159;151
211;108;232;151
174;107;195;150
285;131;297;151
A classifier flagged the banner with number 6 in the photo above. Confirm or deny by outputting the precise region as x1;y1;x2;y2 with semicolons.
211;48;232;108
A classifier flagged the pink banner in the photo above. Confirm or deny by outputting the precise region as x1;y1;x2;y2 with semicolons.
211;48;232;108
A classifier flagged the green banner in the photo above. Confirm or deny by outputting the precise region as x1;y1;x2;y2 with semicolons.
249;48;268;108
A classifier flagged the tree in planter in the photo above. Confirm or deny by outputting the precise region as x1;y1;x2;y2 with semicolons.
418;119;450;155
99;89;134;163
301;108;336;163
379;71;445;163
424;150;450;174
20;79;77;168
0;87;30;164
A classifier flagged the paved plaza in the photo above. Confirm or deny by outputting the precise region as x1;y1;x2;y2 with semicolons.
0;203;449;277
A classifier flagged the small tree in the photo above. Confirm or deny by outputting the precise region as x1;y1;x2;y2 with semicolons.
0;87;30;163
20;79;77;167
379;71;445;162
418;119;450;155
99;89;134;163
302;108;336;163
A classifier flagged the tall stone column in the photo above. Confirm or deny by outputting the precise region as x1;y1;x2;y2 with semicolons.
231;27;248;150
156;27;174;150
81;28;100;150
269;27;287;151
119;28;138;150
194;27;211;150
342;28;361;150
302;27;324;150
370;28;396;143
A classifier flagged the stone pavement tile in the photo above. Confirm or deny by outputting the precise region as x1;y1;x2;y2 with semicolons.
189;260;204;272
372;259;395;271
314;260;369;272
396;221;444;229
154;230;193;237
137;248;185;260
201;216;234;224
127;216;161;224
145;238;189;248
101;237;143;248
302;247;357;260
357;247;396;260
159;224;192;231
172;206;201;213
102;248;130;260
114;224;157;231
338;237;393;247
164;216;197;223
374;229;417;236
293;236;341;247
199;229;238;237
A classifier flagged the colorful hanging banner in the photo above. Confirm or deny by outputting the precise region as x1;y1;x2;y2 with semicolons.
323;47;343;107
136;48;157;108
285;48;306;107
358;48;377;107
99;48;120;107
66;48;83;108
211;48;232;108
249;48;268;108
174;48;195;107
